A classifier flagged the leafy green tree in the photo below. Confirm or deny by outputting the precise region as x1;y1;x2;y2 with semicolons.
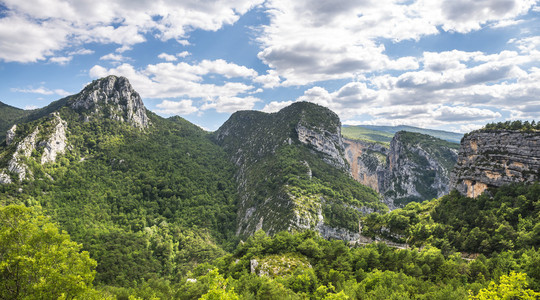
199;269;239;300
0;205;97;299
469;272;540;299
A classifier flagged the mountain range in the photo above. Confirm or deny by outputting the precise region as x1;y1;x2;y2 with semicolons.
0;76;539;298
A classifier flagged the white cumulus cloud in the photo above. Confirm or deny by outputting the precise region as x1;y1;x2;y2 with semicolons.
11;86;70;96
0;0;264;63
156;99;198;115
158;53;178;62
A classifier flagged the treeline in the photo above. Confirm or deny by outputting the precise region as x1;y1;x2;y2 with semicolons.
482;120;539;132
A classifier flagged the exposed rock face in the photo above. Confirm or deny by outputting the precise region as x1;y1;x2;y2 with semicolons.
6;125;16;145
344;139;388;193
450;130;540;198
70;76;150;129
8;127;39;181
384;133;457;207
296;124;347;170
1;113;71;183
0;171;11;184
344;131;459;208
40;112;68;164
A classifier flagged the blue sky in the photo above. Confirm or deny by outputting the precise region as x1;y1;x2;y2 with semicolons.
0;0;539;132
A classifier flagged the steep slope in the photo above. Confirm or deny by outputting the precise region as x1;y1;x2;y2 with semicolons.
450;128;540;198
344;138;388;193
0;97;74;143
215;102;385;240
0;102;32;142
345;131;459;208
0;76;239;286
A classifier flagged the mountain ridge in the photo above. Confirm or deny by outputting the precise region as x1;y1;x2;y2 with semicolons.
215;101;384;239
1;76;539;298
343;124;463;143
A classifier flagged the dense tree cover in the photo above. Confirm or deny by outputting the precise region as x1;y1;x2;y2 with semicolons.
0;98;385;294
362;183;540;256
101;230;540;299
0;205;104;299
3;203;538;299
481;120;540;132
469;272;539;299
0;109;239;288
1;93;538;298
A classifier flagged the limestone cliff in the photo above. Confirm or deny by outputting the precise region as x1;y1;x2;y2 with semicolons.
39;112;68;164
0;112;69;182
6;125;16;145
450;130;540;198
215;102;383;239
69;75;150;129
344;131;459;208
344;139;388;193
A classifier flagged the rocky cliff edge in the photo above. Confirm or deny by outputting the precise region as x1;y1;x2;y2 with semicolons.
450;130;540;198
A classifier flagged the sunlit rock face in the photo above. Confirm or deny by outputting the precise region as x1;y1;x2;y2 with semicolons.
70;75;150;129
450;130;540;198
344;131;458;209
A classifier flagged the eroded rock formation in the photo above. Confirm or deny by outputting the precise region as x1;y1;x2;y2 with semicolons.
70;75;150;129
344;131;459;208
450;130;540;198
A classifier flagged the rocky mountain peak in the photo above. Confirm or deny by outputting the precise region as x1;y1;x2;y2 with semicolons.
69;75;150;128
216;101;347;171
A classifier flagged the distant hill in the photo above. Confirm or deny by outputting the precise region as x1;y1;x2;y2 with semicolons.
341;125;394;145
342;124;463;144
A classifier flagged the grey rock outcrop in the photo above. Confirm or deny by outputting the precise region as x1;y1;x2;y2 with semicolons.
383;133;457;206
70;75;150;129
450;130;540;198
6;125;16;145
296;124;347;170
40;112;68;164
1;113;71;183
0;171;11;184
344;131;459;209
8;127;39;181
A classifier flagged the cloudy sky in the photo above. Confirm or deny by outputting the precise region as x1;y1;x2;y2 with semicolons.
1;0;539;132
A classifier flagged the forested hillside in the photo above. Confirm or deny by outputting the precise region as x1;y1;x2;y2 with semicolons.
215;102;385;239
0;77;538;299
0;77;241;292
